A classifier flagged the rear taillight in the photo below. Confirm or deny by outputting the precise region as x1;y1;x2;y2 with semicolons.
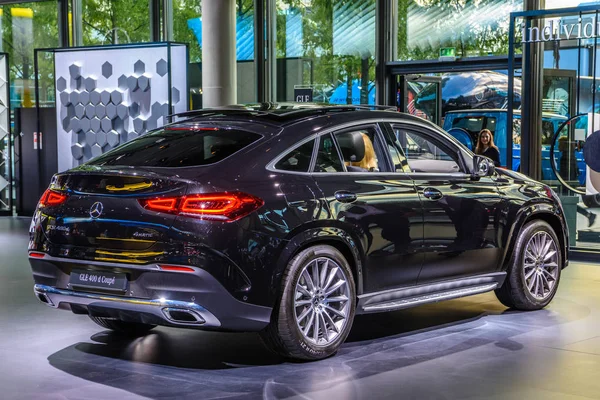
139;192;264;222
38;189;68;207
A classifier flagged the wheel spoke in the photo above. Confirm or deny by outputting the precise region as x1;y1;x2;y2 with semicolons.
525;268;537;280
295;299;312;307
302;269;315;291
296;284;311;298
535;275;542;297
323;267;339;292
540;273;550;292
297;306;312;323
527;275;536;291
541;235;553;257
525;250;537;262
303;310;315;336
544;262;558;269
323;309;339;333
313;311;320;342
325;279;346;297
326;295;349;303
320;313;329;342
319;259;329;290
324;305;345;318
543;251;557;262
541;268;556;280
312;260;321;289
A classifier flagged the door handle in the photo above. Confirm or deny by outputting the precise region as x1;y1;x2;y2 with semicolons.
422;187;443;200
335;191;357;203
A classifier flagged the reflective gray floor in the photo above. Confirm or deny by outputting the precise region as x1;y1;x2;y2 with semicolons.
3;217;600;399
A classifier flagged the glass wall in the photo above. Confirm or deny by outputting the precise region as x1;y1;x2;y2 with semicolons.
276;0;376;104
81;0;151;45
398;0;522;61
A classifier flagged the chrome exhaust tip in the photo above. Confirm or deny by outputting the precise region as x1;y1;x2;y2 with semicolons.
35;291;55;307
162;307;205;324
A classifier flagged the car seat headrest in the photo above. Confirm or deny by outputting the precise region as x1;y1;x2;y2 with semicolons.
336;131;365;162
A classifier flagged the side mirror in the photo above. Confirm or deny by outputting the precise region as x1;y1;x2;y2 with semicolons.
473;155;495;178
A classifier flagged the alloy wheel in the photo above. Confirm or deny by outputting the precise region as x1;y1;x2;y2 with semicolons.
523;231;560;300
294;257;351;346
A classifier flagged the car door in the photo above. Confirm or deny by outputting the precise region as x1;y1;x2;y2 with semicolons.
390;122;504;284
312;123;424;293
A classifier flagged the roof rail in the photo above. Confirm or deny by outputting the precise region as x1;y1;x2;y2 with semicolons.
167;107;271;119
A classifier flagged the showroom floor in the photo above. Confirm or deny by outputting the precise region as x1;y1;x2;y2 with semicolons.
3;217;600;400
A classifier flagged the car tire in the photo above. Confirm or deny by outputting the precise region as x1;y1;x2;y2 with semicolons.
260;244;356;361
89;316;156;336
495;220;562;310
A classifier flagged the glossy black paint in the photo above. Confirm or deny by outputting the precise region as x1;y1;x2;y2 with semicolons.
28;104;569;332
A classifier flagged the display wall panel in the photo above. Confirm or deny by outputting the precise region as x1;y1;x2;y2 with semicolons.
53;44;188;172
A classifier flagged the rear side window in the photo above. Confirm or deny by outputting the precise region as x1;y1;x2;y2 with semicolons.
274;139;315;172
88;127;261;167
313;134;344;172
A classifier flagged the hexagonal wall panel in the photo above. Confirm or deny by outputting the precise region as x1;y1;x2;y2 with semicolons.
69;64;81;79
129;103;140;118
80;118;91;133
79;91;90;105
75;104;85;119
102;61;113;79
118;75;128;90
146;119;158;131
110;90;123;105
156;59;167;77
71;143;84;160
85;130;96;146
84;77;97;92
60;92;71;106
134;60;145;75
172;87;180;104
116;104;128;119
96;131;107;147
127;76;139;92
69;91;80;105
57;77;67;92
107;130;120;147
127;131;139;142
90;91;101;105
138;76;150;92
90;117;101;132
95;104;106;119
133;118;145;133
85;104;95;119
91;143;103;158
69;118;81;133
106;104;117;120
100;91;111;105
101;117;112;133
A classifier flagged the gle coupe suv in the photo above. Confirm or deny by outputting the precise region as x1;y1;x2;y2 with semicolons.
29;104;568;361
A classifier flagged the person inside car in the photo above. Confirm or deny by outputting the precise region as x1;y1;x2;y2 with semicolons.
475;129;501;167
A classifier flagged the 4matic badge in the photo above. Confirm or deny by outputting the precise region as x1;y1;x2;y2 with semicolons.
89;202;104;219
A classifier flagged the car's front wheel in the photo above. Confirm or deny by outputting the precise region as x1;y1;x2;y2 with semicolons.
495;220;562;310
261;244;356;361
89;316;156;336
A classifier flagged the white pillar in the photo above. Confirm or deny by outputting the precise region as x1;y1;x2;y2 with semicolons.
201;0;237;107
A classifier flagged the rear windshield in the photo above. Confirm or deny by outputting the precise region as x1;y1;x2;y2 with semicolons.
88;127;261;167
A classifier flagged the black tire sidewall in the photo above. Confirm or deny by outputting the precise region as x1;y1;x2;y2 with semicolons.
279;245;356;360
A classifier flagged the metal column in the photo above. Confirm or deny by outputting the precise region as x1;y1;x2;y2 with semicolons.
202;0;237;107
376;0;397;105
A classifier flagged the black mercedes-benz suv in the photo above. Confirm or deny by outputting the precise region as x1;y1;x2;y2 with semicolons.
29;104;568;360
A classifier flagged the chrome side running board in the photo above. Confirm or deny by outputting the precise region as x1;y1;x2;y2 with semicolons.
362;283;498;313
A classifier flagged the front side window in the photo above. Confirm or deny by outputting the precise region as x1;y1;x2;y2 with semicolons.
393;126;462;174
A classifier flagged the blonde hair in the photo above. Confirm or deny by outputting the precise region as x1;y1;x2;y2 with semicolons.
348;133;378;171
476;129;498;155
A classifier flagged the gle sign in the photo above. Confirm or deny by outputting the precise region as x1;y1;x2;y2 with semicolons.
522;18;600;43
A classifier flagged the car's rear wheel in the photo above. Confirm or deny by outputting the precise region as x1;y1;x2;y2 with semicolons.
89;316;156;336
495;220;562;310
260;244;356;361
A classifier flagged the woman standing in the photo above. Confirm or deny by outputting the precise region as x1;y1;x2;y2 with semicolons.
475;129;501;167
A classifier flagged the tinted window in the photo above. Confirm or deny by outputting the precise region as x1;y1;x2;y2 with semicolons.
333;127;386;172
274;139;315;172
313;134;344;172
88;128;261;167
452;116;497;136
394;127;462;174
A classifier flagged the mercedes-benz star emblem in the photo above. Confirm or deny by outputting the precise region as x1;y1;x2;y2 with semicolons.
89;202;104;219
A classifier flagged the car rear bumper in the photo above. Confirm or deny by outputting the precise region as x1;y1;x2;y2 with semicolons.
30;256;272;332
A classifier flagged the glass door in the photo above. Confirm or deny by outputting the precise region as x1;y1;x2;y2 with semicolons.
397;74;442;126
